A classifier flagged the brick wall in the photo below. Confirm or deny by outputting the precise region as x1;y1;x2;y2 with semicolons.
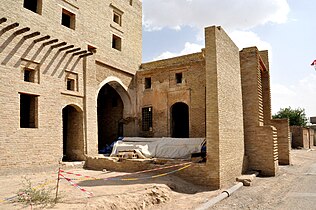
205;26;245;188
85;157;211;187
137;53;206;138
291;126;313;149
291;126;303;148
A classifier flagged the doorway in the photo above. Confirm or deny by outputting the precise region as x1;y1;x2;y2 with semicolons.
62;105;84;161
171;102;189;138
97;84;124;153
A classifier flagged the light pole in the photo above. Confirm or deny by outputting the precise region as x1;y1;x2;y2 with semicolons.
311;60;316;70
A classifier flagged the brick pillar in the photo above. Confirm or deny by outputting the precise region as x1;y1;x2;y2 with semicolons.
240;47;279;175
271;119;291;165
257;126;279;176
205;26;220;189
240;47;262;169
83;55;98;156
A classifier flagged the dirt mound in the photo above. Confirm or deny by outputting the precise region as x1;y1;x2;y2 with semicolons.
0;168;215;210
86;185;170;210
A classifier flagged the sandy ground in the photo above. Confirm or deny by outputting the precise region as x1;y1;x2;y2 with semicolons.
0;162;220;210
0;148;315;210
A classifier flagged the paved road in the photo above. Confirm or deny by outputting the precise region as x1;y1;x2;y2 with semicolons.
212;149;316;210
278;157;316;210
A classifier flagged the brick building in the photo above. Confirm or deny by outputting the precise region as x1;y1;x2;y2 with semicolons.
0;0;141;171
290;126;314;149
0;0;290;189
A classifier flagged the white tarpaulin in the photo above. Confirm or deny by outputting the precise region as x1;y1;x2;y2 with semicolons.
110;137;205;159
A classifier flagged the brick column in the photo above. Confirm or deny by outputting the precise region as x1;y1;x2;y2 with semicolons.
240;47;279;175
83;55;98;156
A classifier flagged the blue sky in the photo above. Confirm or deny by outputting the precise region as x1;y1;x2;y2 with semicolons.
142;0;316;118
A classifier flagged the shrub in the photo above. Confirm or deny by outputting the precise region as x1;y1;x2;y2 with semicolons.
13;177;57;207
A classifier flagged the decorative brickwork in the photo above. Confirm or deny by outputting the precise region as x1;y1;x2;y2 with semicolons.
240;47;290;176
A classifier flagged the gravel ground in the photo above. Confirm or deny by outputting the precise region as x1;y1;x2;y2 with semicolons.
212;148;316;210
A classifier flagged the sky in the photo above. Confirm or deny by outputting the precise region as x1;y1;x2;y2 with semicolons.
142;0;316;119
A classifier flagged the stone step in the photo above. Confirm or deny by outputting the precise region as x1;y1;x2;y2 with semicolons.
236;171;259;186
60;161;85;170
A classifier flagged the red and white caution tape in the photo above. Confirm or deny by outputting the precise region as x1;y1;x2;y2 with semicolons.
59;169;97;180
59;173;93;197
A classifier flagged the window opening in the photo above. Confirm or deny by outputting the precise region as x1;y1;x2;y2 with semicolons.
23;0;42;14
20;93;38;128
62;9;75;29
24;69;35;83
129;0;133;6
142;107;152;131
176;73;183;84
65;71;78;91
113;12;121;26
112;35;122;51
145;77;151;89
66;78;75;91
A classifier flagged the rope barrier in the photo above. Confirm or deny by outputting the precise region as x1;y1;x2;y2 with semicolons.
122;162;192;175
59;173;93;197
1;162;192;203
60;161;192;181
63;163;192;182
0;197;12;203
116;164;191;181
34;179;56;190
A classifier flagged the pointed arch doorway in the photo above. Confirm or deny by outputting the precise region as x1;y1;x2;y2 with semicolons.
171;102;189;138
97;83;124;153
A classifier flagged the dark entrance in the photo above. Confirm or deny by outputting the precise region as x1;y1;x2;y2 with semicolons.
171;102;189;138
97;84;124;153
62;105;84;161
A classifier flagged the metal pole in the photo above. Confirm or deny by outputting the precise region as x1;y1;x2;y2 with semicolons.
55;160;61;203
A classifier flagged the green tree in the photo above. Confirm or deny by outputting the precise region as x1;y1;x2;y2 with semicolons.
272;107;308;126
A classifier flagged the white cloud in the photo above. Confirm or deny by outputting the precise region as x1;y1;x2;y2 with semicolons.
143;0;290;31
271;74;316;117
144;0;287;63
229;30;272;52
272;84;296;96
153;42;203;60
153;30;272;61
